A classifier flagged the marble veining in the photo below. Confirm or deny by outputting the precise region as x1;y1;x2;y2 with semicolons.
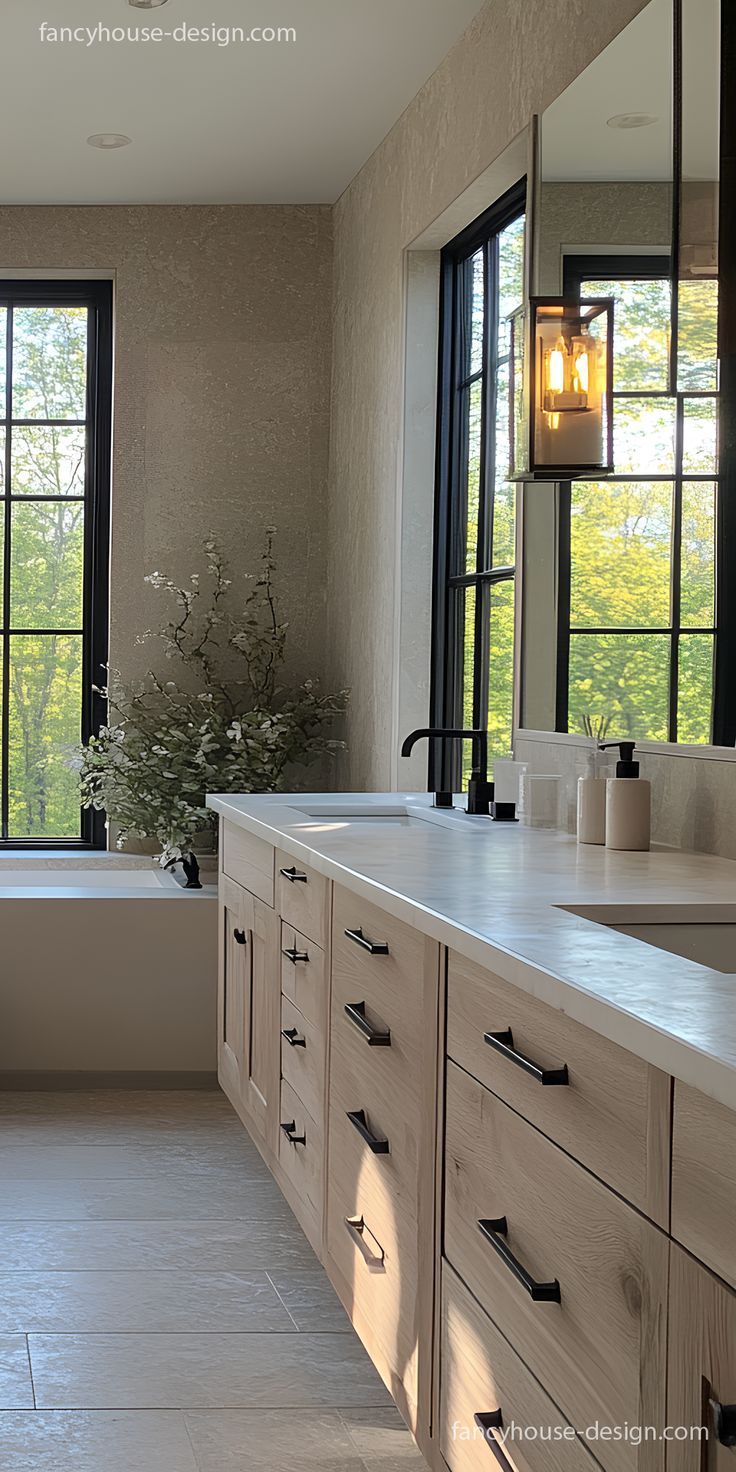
208;791;736;1110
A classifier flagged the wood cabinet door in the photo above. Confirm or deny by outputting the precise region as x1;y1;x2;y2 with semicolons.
668;1243;736;1472
218;875;249;1105
242;890;280;1154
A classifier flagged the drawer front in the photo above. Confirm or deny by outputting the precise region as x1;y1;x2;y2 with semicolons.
326;1152;420;1426
672;1081;736;1290
331;884;428;1051
222;821;275;906
276;849;330;949
444;1061;667;1472
278;1078;322;1241
667;1244;736;1472
447;949;670;1223
328;1041;419;1249
280;995;325;1128
280;923;326;1031
441;1263;597;1472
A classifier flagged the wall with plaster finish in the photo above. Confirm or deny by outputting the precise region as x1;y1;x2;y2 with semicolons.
0;206;332;695
327;0;652;791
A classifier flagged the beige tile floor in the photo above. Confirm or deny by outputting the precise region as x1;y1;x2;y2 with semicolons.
0;1090;428;1471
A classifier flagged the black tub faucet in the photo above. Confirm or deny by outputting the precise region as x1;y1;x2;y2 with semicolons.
400;727;493;816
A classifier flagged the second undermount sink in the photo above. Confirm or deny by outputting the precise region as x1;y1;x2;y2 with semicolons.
560;903;736;974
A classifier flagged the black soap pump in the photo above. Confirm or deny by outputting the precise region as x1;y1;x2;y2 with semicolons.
598;740;651;851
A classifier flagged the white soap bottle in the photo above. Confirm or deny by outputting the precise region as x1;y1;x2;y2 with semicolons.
599;741;651;851
577;747;607;845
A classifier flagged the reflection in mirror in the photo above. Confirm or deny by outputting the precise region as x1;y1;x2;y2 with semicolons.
520;0;723;747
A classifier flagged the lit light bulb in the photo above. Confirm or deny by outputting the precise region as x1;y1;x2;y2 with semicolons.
574;350;589;394
548;338;566;395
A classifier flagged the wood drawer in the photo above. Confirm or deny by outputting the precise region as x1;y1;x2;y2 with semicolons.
672;1081;736;1290
280;923;326;1031
278;1078;322;1243
276;849;330;949
280;995;324;1128
446;949;670;1223
331;883;429;1049
328;1041;419;1249
441;1263;597;1472
667;1244;736;1472
444;1061;668;1472
222;821;275;907
326;1150;420;1428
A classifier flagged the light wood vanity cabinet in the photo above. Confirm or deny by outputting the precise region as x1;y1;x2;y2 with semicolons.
217;816;736;1472
218;867;280;1153
667;1244;736;1471
671;1081;736;1290
325;882;439;1436
441;1264;597;1472
447;950;670;1223
444;1060;668;1472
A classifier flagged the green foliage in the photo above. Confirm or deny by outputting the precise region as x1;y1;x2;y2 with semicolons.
79;534;349;860
566;273;718;744
2;305;88;839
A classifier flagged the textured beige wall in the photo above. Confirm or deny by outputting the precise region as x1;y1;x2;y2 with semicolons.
0;205;332;691
327;0;652;791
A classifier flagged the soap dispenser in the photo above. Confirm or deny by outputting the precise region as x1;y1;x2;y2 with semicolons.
599;741;651;851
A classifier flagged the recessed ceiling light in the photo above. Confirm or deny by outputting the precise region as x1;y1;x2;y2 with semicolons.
87;133;133;149
128;0;169;7
606;113;659;129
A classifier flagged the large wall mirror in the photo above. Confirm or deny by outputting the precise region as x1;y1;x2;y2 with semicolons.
519;0;726;748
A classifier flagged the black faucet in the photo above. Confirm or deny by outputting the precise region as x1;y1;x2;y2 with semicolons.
400;727;493;816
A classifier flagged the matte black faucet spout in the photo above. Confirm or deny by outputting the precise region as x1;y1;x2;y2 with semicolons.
400;727;493;816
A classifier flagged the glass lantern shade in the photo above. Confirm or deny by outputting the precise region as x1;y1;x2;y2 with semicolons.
508;297;614;480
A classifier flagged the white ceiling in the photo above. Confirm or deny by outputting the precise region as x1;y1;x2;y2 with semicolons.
542;0;719;185
0;0;486;205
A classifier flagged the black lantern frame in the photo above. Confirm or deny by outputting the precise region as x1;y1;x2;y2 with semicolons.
508;295;615;481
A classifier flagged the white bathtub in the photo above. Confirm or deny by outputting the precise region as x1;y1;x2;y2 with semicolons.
0;858;218;1086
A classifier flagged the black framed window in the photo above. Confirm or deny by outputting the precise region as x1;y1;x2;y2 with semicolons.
556;255;718;744
431;182;526;787
0;281;112;846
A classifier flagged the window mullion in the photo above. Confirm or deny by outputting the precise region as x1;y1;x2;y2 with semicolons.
1;305;13;840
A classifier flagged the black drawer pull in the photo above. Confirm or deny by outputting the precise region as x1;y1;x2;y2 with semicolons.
281;1027;306;1049
478;1217;561;1303
281;945;310;966
711;1400;736;1447
344;1214;385;1267
473;1412;514;1472
344;1000;391;1047
233;927;247;946
280;865;308;883
280;1119;306;1146
344;926;389;956
484;1028;569;1086
347;1108;389;1154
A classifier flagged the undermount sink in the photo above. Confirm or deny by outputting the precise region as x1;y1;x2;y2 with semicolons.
284;799;466;831
560;903;736;974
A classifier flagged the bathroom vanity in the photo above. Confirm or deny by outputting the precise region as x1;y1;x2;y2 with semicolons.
207;791;736;1472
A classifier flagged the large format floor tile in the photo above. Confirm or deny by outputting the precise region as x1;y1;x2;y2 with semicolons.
0;1174;294;1222
0;1272;295;1334
266;1268;352;1331
2;1090;427;1467
0;1140;266;1180
0;1337;34;1409
0;1411;198;1472
183;1407;364;1470
0;1219;317;1273
29;1331;393;1409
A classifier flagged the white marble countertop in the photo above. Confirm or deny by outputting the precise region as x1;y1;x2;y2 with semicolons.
207;790;736;1111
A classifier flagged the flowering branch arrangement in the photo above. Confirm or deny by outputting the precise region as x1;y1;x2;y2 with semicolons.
79;531;348;862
